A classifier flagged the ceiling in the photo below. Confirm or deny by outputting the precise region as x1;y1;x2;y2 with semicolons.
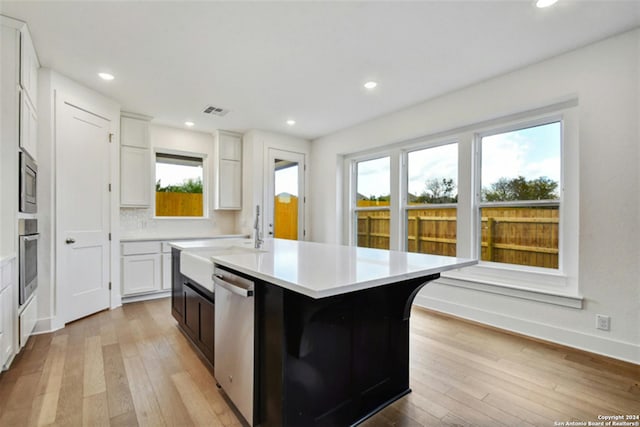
2;1;639;140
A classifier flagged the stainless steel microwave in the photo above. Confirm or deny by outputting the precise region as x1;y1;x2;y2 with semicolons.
20;151;37;213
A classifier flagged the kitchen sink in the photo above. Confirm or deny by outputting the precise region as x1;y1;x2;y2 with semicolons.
180;244;266;292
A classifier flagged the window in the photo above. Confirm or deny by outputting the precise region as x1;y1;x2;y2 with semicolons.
345;103;579;300
274;160;299;240
406;143;458;256
354;156;390;249
155;152;205;217
479;121;561;269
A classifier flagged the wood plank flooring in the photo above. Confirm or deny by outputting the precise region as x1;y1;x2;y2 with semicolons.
0;298;638;426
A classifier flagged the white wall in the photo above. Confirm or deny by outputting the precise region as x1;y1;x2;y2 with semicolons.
119;124;237;240
310;30;640;363
238;130;311;238
37;68;121;331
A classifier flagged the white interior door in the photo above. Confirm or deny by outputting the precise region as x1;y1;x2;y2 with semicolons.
265;149;305;240
57;100;111;323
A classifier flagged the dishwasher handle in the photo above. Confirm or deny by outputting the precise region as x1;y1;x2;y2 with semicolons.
213;274;254;298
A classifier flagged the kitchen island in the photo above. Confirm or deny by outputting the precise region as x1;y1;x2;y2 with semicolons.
172;238;476;427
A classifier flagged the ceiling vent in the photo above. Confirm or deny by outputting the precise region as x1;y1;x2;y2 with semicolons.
202;105;229;117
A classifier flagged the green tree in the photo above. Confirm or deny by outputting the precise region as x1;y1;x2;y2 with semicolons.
418;178;457;204
483;176;557;201
156;177;203;193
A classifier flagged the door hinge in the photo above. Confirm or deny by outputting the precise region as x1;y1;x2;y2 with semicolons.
108;183;112;192
108;282;112;290
304;196;306;203
303;229;306;237
108;233;111;241
108;133;114;143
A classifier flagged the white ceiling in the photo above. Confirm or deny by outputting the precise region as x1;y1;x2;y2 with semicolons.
2;1;639;140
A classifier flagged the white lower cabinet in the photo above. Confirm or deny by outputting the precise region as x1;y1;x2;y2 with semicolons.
0;283;13;367
122;253;161;295
0;258;15;369
121;240;178;298
19;294;36;349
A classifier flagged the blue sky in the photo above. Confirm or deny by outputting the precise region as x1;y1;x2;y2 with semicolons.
357;121;561;198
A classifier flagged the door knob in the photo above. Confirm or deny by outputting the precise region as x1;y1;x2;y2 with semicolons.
65;238;76;244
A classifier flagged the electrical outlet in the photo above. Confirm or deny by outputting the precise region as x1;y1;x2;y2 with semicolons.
596;314;610;331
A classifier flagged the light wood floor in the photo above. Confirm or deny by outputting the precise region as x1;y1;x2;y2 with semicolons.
0;298;638;427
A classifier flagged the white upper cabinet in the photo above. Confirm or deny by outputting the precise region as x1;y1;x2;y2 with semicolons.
120;113;152;207
19;91;37;160
120;146;150;207
121;116;150;148
19;28;39;110
214;130;242;210
218;131;242;161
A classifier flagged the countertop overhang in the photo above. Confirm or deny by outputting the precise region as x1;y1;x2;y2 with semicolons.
206;239;477;299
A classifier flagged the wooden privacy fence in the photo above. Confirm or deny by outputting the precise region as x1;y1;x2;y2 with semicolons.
156;192;203;216
357;205;559;269
274;194;298;240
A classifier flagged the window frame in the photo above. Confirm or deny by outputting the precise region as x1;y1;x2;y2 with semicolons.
401;139;460;255
349;153;395;249
343;102;579;299
475;116;563;271
152;147;209;219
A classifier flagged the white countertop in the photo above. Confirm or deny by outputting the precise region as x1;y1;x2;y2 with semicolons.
208;239;477;299
121;234;248;243
168;237;253;250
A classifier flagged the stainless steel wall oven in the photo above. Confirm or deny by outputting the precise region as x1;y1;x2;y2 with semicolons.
19;151;37;213
18;219;38;305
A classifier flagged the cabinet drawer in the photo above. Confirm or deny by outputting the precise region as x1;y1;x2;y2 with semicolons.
121;241;161;255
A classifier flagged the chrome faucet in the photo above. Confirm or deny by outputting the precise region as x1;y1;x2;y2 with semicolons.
254;205;263;249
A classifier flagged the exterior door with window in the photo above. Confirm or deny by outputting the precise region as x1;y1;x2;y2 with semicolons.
265;149;305;240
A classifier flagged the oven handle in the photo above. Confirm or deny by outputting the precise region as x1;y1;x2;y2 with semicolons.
23;234;39;241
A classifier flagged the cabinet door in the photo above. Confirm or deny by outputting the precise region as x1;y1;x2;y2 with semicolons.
19;28;38;108
0;284;13;368
120;146;150;206
161;253;171;290
120;117;149;148
171;249;184;320
219;132;241;161
121;254;161;295
199;296;215;363
217;159;241;209
183;284;200;341
19;92;37;160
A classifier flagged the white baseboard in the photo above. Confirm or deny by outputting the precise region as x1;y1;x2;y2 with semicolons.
122;291;171;304
33;316;62;335
413;295;639;365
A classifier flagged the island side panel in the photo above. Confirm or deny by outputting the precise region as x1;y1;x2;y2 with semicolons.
256;274;439;427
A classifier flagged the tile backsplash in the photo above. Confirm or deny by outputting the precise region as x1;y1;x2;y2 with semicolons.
119;208;238;239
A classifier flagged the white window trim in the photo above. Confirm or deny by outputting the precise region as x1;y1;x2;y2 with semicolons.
152;147;209;220
343;101;580;304
451;108;579;296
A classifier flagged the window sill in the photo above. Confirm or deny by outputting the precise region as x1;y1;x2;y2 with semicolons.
439;267;582;309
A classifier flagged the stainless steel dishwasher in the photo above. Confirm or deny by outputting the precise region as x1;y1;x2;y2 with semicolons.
213;266;255;426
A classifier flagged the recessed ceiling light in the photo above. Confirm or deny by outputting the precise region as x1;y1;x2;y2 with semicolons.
185;121;195;127
286;119;296;126
98;72;114;81
364;81;378;89
536;0;558;8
